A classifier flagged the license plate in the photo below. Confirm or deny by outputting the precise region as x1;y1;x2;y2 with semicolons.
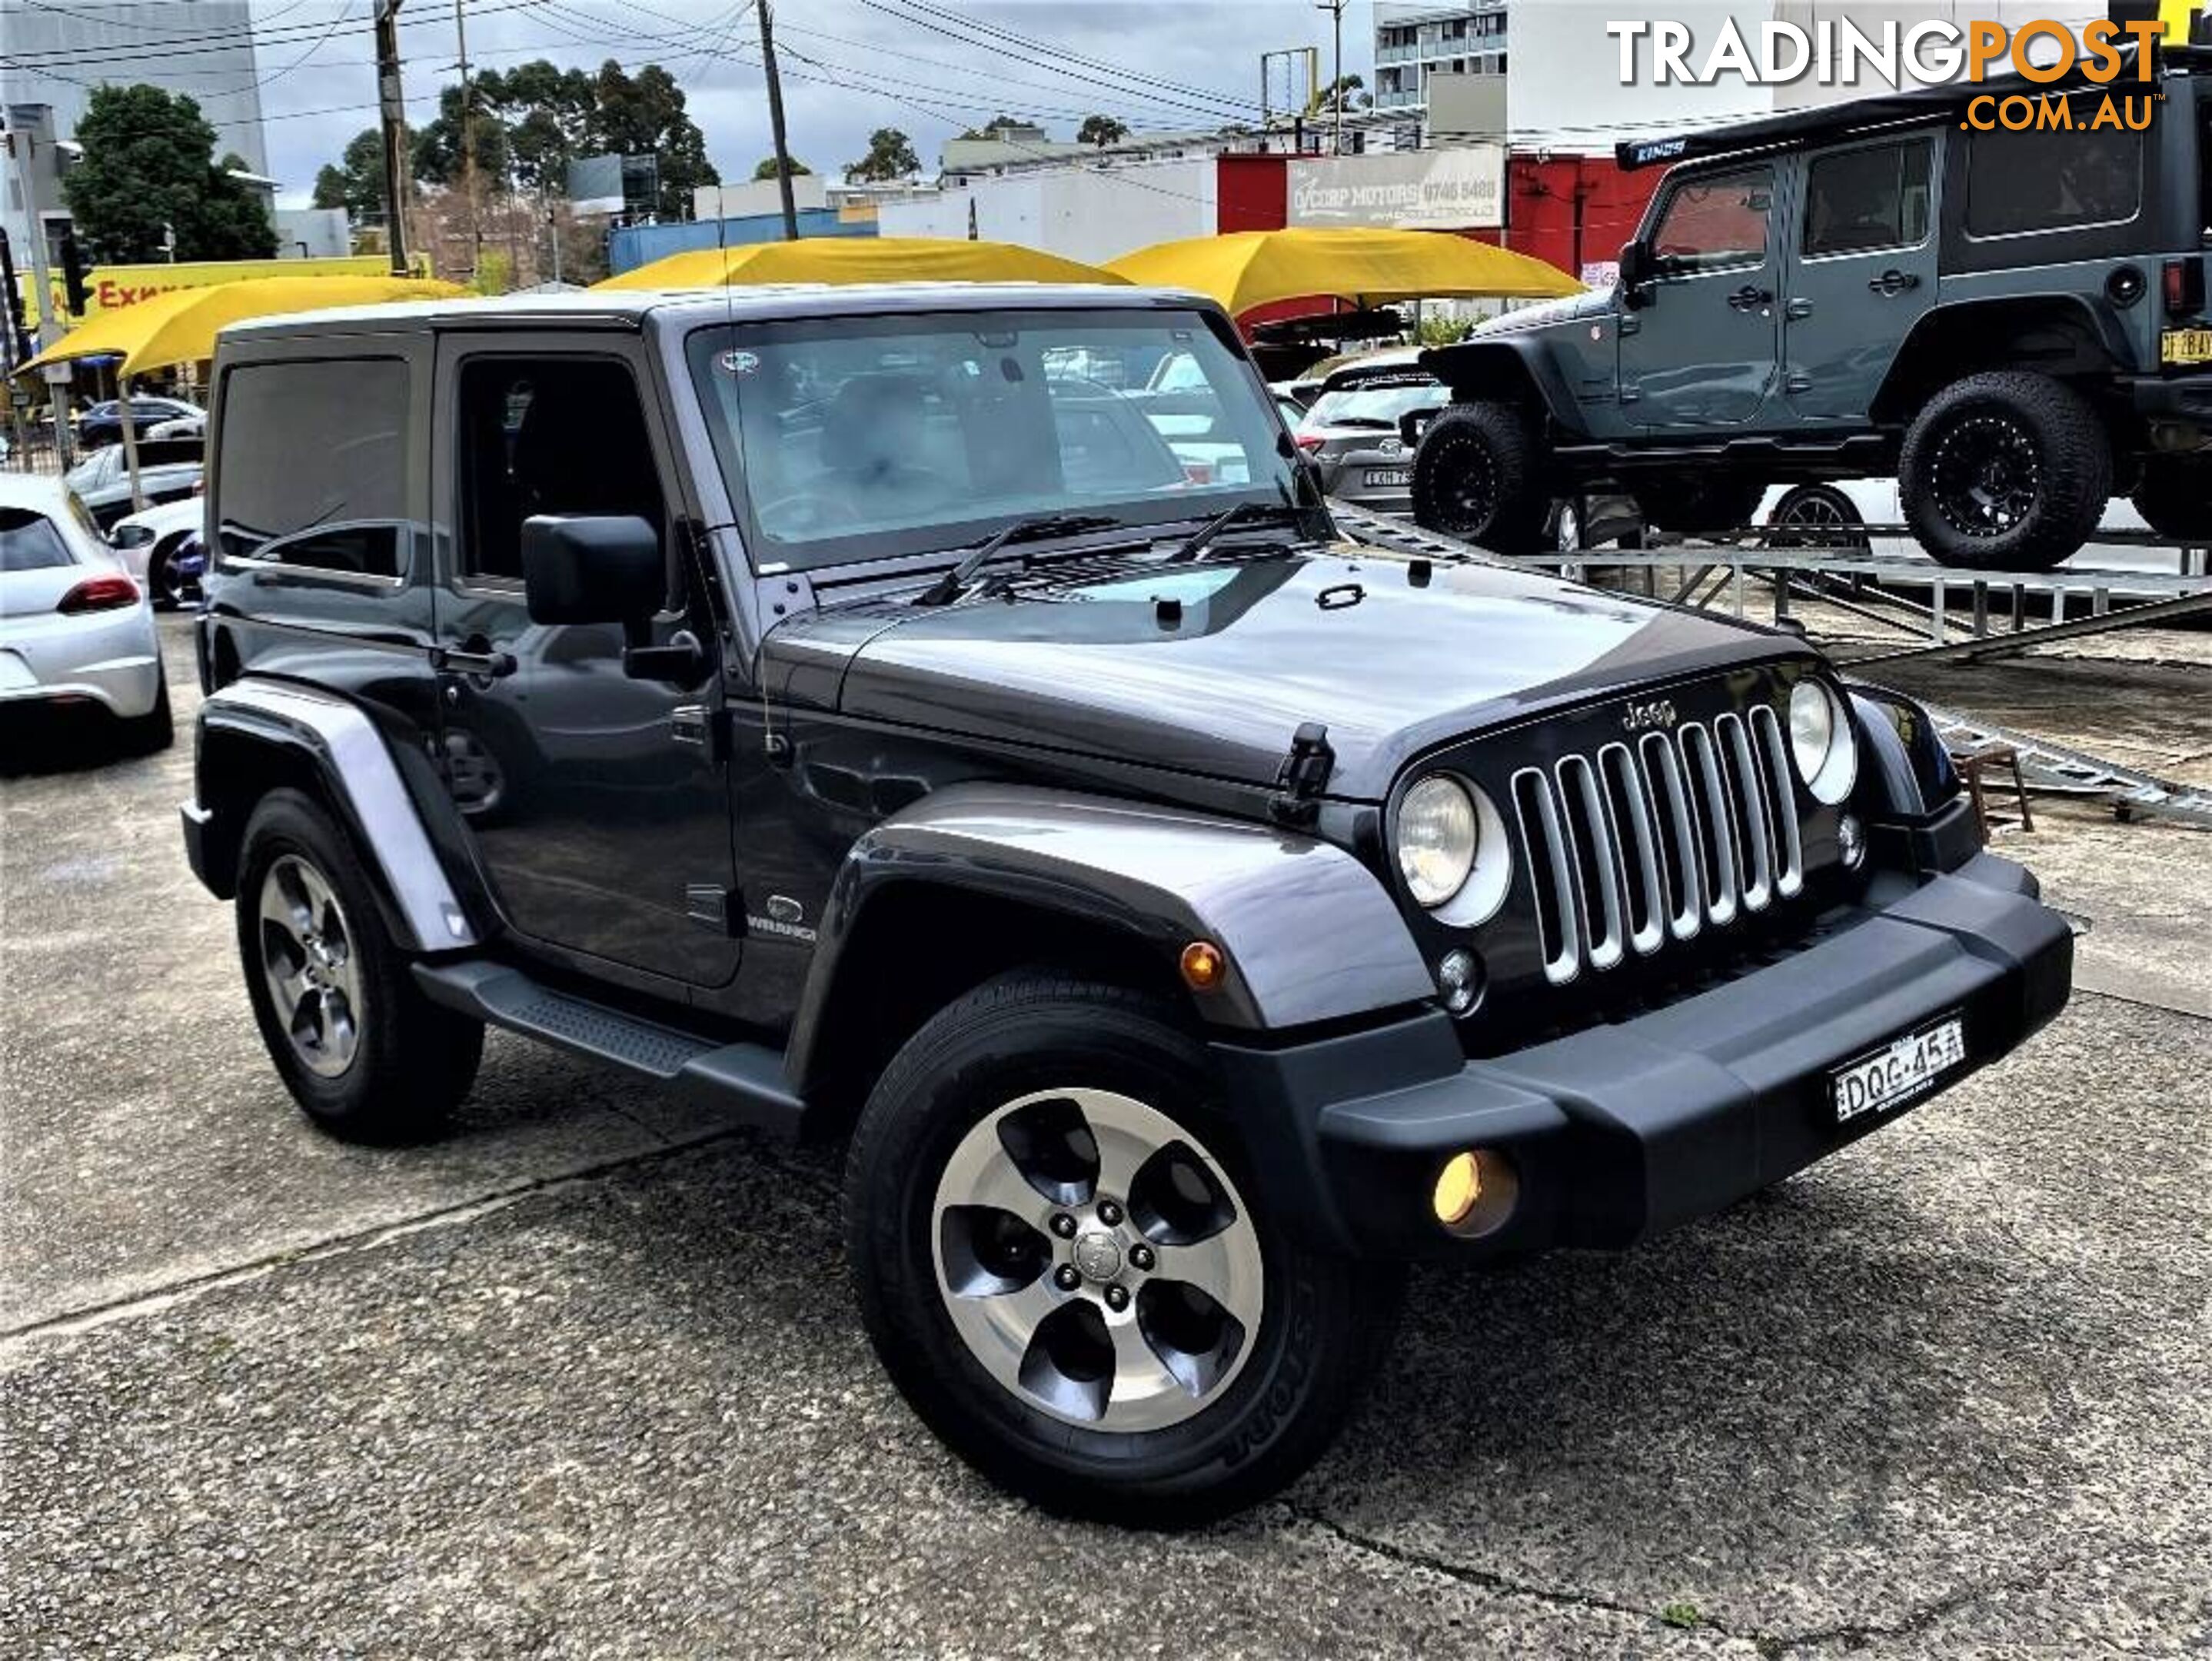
1364;468;1414;487
2160;328;2212;367
1831;1014;1966;1123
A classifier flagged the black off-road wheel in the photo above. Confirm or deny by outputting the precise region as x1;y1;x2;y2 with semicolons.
845;973;1399;1526
2128;455;2212;543
236;788;483;1143
1412;401;1551;554
1899;371;2111;572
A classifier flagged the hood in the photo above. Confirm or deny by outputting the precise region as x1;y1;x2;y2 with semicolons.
1473;288;1616;336
772;548;1806;801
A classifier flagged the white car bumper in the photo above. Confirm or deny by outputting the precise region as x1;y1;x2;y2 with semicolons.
0;605;163;720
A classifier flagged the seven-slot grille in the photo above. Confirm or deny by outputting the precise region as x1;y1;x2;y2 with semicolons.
1508;705;1805;985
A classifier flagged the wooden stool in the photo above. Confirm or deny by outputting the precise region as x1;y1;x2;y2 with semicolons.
1948;743;2034;836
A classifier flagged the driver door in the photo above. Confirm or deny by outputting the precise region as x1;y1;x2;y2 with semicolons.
1619;163;1785;431
429;336;740;990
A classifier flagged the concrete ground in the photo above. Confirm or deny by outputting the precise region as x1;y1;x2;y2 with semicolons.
4;617;2208;1658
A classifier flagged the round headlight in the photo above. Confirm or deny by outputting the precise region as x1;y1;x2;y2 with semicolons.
1789;680;1858;805
1397;775;1479;908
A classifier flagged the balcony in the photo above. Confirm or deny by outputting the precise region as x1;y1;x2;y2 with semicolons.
1372;88;1426;110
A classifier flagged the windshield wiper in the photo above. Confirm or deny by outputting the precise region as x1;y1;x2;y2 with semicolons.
916;513;1122;606
1167;498;1300;564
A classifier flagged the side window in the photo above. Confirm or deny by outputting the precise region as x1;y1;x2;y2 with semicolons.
216;358;409;578
1966;105;2140;238
1651;166;1774;276
1804;140;1933;256
456;356;667;584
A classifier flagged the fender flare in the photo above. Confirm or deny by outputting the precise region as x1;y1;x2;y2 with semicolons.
1870;295;2137;424
190;677;478;953
1418;337;1590;439
784;783;1437;1088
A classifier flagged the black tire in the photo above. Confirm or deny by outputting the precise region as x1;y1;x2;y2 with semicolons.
118;662;174;755
145;539;195;611
846;973;1399;1526
1637;477;1767;538
2129;455;2212;542
1898;371;2111;572
1411;401;1551;554
236;788;483;1142
1762;483;1871;552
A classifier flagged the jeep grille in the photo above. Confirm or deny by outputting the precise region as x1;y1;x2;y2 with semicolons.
1509;706;1804;985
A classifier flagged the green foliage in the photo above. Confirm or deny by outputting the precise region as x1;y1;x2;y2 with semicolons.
847;128;921;182
753;155;813;180
1076;115;1129;148
957;114;1025;140
1659;1603;1701;1629
62;83;275;262
311;129;389;221
410;84;514;191
471;249;514;295
1414;316;1472;346
1309;74;1370;115
588;61;718;218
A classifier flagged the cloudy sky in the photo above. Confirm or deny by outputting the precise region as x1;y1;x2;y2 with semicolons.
242;0;1361;206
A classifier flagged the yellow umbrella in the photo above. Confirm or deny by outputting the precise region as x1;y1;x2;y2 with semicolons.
1106;227;1581;316
594;236;1128;291
20;275;467;378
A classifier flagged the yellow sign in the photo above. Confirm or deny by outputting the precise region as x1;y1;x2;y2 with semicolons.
13;255;432;321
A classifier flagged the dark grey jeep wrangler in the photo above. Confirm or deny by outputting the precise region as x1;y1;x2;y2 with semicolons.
182;285;2070;1522
1415;45;2212;570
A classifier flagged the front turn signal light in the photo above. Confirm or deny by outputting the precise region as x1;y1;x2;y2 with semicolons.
1179;940;1226;991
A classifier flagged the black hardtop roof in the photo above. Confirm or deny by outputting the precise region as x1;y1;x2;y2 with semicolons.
221;282;1219;345
1617;40;2209;171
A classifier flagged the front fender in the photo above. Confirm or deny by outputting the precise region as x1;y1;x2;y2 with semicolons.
1419;338;1591;438
188;677;478;953
786;783;1437;1082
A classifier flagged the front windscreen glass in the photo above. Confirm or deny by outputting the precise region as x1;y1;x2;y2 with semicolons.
687;308;1296;571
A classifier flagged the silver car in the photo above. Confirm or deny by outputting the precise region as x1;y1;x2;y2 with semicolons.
1295;371;1445;514
0;473;172;753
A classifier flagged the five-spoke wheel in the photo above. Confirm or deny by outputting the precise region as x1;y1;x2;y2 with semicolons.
257;854;364;1078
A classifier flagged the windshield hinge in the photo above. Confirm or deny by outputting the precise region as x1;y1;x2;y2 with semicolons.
1268;721;1334;827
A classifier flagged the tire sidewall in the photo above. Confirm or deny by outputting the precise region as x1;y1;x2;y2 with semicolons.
1412;403;1546;552
848;987;1373;1518
1901;374;2109;568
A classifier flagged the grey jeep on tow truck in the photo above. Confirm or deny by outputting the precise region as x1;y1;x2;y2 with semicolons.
182;285;2071;1523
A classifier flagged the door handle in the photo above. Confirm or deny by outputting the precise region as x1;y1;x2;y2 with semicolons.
1785;297;1815;320
433;638;517;680
1868;269;1921;296
1728;285;1775;311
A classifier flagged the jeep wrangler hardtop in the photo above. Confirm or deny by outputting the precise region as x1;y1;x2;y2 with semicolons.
183;283;2071;1521
1414;43;2212;570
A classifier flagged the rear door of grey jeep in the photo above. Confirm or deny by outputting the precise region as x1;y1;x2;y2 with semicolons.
1781;133;1941;427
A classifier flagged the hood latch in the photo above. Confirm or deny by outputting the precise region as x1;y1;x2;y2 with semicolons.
1269;721;1334;828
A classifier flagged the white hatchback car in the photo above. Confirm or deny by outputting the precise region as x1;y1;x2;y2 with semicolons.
1;473;173;753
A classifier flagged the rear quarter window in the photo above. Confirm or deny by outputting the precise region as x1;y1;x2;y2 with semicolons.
216;356;410;581
0;509;75;572
1965;105;2141;238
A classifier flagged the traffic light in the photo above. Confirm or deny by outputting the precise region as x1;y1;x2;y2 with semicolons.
58;231;88;317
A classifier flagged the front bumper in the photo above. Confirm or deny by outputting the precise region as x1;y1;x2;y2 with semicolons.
1213;851;2071;1259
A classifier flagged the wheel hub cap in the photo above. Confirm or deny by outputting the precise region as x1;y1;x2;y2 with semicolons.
1073;1230;1123;1283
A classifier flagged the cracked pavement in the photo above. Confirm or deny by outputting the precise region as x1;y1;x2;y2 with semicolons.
4;617;2209;1657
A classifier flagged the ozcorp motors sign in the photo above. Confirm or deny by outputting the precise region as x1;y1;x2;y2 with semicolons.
1287;146;1507;231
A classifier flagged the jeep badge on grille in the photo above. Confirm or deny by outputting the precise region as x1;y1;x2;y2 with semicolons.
1622;697;1679;733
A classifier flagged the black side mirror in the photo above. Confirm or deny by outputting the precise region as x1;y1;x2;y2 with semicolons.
1618;240;1652;308
522;514;664;626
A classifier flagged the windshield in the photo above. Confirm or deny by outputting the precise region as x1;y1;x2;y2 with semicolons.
687;308;1296;571
1302;382;1441;429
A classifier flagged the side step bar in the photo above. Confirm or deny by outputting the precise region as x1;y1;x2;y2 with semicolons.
413;960;807;1138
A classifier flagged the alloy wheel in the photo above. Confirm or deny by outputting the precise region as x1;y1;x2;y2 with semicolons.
1439;438;1502;535
257;854;364;1078
931;1087;1264;1432
1929;413;2040;540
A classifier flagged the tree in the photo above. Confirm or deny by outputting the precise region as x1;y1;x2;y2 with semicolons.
62;83;274;261
753;155;813;180
477;59;596;195
311;128;389;221
588;61;718;218
957;114;1025;140
847;127;920;182
410;83;514;191
1309;74;1370;115
1076;115;1129;148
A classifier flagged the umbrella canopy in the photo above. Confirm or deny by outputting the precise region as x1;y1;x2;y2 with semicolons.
1106;227;1581;316
594;236;1128;291
20;276;467;378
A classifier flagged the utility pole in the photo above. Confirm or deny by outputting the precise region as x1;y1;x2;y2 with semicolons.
375;0;411;275
454;0;481;273
757;0;800;241
1316;0;1347;155
1;112;72;467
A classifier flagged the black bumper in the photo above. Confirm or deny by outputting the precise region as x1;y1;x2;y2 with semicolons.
2126;371;2212;422
1213;852;2072;1259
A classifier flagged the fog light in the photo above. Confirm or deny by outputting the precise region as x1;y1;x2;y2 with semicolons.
1432;1152;1483;1227
1436;948;1482;1014
1838;812;1866;869
1179;940;1226;990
